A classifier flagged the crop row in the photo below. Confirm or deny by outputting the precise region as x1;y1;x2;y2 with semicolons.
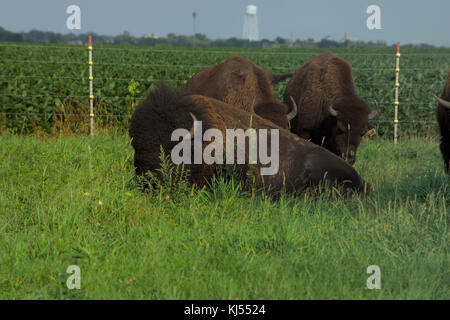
0;44;449;136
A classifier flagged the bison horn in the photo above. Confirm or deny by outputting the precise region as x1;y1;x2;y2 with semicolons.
433;95;450;109
249;96;256;113
368;100;379;120
287;96;298;121
184;112;199;140
328;100;338;117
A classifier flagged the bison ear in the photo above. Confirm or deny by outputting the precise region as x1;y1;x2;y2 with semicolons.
327;100;338;117
368;100;379;120
433;95;450;109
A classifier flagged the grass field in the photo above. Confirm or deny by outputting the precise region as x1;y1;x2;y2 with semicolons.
0;132;448;299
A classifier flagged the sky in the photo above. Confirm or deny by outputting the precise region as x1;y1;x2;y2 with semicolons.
1;0;449;46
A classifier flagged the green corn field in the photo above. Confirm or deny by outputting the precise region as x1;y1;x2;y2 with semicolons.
0;44;449;137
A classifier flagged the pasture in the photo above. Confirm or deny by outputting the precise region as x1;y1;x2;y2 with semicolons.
0;44;448;299
0;132;448;299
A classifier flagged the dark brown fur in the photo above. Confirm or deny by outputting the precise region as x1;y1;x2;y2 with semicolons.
129;83;371;194
284;52;376;164
437;70;450;173
184;54;292;129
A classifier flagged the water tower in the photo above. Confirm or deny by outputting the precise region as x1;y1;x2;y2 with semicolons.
243;5;259;41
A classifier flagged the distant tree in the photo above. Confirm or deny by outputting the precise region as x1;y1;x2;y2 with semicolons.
115;31;134;44
0;26;437;49
0;26;24;42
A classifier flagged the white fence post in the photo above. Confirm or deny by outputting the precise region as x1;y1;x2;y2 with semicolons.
88;35;94;136
394;42;400;144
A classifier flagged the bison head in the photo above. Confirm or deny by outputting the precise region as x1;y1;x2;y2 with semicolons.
325;97;378;165
250;96;297;129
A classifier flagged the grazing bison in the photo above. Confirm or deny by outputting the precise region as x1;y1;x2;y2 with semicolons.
284;52;378;164
433;69;450;173
184;54;297;129
129;83;371;195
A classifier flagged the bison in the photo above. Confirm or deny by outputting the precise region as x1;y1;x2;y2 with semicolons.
184;54;297;129
129;83;371;195
283;52;378;164
433;69;450;173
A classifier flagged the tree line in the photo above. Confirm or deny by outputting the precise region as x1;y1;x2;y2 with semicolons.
0;26;436;48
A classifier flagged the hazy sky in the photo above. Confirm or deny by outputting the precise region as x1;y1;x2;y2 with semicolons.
1;0;449;46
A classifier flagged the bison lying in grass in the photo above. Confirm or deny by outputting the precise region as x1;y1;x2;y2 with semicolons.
129;83;371;195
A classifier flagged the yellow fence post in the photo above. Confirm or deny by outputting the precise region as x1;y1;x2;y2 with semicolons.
394;42;400;144
88;35;94;136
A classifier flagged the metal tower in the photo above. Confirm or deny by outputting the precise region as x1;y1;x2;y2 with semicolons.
192;11;197;35
243;5;259;41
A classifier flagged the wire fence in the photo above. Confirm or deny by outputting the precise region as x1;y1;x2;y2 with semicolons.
1;42;449;56
0;59;446;71
0;93;440;106
0;42;448;136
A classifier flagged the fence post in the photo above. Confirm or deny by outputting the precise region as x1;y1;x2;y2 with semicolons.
88;35;94;136
394;42;400;144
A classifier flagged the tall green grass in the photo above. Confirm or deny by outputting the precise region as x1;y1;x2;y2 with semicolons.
0;133;448;299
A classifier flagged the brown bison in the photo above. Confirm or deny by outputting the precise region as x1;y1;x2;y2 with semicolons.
184;54;297;129
284;52;378;164
129;83;371;195
433;69;450;173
